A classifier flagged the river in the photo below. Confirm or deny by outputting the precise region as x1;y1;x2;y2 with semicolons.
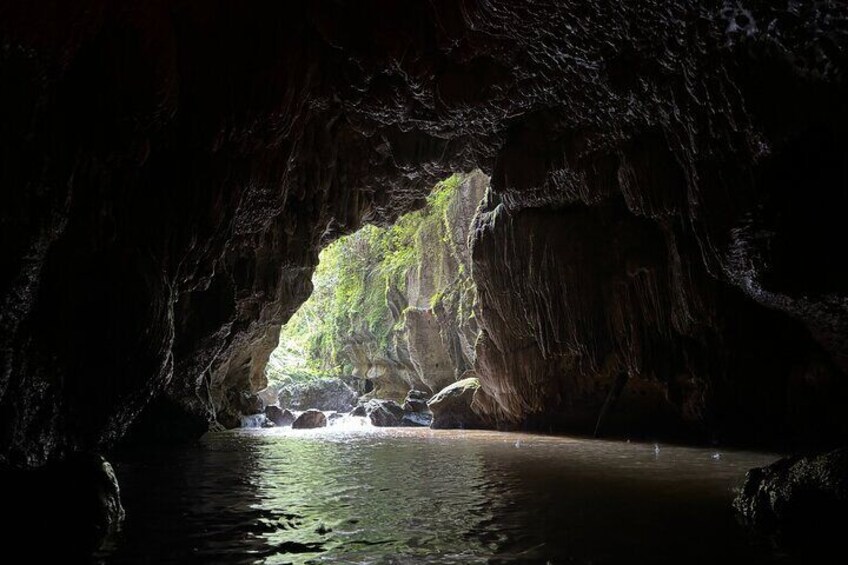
97;422;800;564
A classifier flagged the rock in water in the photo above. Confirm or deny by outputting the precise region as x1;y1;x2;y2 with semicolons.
734;448;848;537
292;409;328;429
365;399;406;427
265;405;295;427
401;390;433;427
277;379;359;412
403;390;431;413
428;377;484;429
402;412;433;427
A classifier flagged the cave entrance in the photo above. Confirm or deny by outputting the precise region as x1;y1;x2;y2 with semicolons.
257;171;489;429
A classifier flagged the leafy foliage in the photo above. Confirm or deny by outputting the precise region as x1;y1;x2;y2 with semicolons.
265;174;466;385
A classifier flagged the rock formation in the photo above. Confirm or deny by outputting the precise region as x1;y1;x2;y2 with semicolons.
1;1;847;469
277;379;358;413
429;376;486;430
264;405;295;427
734;448;848;549
341;171;486;401
362;399;407;427
291;410;327;430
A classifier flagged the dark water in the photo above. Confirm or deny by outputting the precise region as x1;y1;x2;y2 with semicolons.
98;424;809;564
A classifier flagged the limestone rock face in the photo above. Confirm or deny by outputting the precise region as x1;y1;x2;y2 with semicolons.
341;172;487;401
429;377;485;430
291;410;327;430
2;1;848;465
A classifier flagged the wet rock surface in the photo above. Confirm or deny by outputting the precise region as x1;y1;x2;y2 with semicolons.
429;377;485;430
264;406;295;427
277;379;358;413
365;400;407;428
291;410;327;430
1;1;847;466
401;390;433;427
342;172;486;401
734;448;848;530
403;390;431;413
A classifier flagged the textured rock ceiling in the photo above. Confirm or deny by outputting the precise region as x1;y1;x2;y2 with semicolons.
1;0;847;466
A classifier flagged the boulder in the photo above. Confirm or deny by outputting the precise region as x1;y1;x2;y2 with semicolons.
734;448;848;534
401;390;433;427
428;377;484;429
350;404;367;417
327;412;345;425
291;409;328;429
277;379;359;412
365;399;406;427
403;390;431;413
265;405;295;427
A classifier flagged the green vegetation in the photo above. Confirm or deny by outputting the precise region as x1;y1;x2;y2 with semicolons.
265;174;468;386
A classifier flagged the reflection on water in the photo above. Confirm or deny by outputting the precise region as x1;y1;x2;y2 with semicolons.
99;427;804;564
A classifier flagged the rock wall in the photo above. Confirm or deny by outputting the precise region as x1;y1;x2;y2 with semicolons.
1;1;847;465
343;171;486;400
463;3;848;446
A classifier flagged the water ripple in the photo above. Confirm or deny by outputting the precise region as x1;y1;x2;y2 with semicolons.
98;429;797;564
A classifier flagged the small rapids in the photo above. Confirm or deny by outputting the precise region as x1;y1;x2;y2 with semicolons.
240;411;372;430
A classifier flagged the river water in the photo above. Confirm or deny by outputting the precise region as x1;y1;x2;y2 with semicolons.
98;422;804;564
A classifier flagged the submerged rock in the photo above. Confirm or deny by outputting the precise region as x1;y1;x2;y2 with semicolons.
292;409;328;429
327;412;345;425
428;377;485;429
265;405;295;427
734;448;848;533
278;379;359;412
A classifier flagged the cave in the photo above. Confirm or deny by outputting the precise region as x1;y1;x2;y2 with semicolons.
1;1;847;562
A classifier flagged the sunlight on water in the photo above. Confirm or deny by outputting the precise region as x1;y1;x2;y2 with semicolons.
100;429;797;564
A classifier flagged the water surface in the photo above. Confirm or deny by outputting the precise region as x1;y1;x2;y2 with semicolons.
100;424;804;564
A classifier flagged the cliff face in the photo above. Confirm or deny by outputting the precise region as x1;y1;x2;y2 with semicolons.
1;1;847;465
342;172;485;401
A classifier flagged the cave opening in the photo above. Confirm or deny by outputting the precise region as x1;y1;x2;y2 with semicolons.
2;1;847;563
256;172;486;431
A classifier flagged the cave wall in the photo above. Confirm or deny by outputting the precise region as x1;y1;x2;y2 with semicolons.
1;1;847;465
466;2;848;446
